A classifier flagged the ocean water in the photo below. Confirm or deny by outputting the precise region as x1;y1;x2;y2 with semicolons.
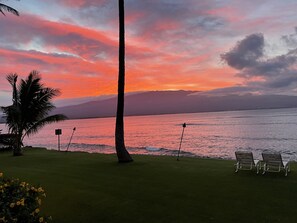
1;108;297;161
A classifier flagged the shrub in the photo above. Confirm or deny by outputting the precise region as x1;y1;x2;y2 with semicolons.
0;172;51;223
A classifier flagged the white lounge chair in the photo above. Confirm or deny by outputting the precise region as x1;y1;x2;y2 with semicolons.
262;152;291;176
235;151;260;174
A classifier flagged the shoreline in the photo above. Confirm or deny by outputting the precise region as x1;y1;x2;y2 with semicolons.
18;146;296;163
20;146;235;161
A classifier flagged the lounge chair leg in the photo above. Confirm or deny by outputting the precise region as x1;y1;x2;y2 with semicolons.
262;164;266;175
285;169;288;177
235;163;239;173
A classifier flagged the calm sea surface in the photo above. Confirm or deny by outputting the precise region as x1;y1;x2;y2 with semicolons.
1;108;297;161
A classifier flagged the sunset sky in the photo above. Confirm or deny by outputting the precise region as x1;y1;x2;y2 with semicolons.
0;0;297;106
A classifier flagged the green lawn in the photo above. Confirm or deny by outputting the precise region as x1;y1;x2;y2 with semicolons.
0;148;297;223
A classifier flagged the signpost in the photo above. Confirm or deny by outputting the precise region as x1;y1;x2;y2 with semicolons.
55;129;62;151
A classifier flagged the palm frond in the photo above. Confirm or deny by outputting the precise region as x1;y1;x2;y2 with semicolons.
0;3;19;16
40;87;61;101
1;105;21;134
23;114;68;139
6;73;18;105
18;72;59;123
6;73;18;86
19;71;41;102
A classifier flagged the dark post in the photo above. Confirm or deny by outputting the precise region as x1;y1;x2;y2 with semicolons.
66;127;76;152
177;123;186;161
55;129;62;151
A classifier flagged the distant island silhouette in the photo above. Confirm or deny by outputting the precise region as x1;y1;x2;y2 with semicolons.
47;90;297;120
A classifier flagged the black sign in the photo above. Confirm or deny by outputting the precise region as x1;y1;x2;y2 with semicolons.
55;129;62;135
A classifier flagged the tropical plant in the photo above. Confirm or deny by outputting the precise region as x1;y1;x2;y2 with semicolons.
0;0;19;16
1;71;67;156
115;0;133;162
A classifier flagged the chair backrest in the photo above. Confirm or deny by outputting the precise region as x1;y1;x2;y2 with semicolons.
262;153;283;167
235;151;254;165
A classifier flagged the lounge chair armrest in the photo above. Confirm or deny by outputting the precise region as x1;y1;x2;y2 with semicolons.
254;160;260;165
283;161;290;167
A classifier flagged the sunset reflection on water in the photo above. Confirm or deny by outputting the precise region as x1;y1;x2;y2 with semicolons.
2;108;297;160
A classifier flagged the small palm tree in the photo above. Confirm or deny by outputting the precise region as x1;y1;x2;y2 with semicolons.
1;71;67;156
0;1;19;16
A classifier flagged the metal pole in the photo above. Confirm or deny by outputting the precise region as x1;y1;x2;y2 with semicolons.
177;123;186;161
66;127;76;152
58;135;60;151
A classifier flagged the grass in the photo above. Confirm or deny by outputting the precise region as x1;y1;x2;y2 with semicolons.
1;148;297;223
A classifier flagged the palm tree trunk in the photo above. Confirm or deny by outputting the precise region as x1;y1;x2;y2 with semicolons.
115;0;133;162
13;133;22;156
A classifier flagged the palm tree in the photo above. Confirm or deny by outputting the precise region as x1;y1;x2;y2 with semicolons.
0;1;19;16
1;71;67;156
115;0;133;162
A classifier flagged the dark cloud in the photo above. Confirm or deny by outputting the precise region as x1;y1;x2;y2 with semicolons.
221;32;297;93
281;27;297;48
193;86;258;96
57;0;226;42
126;1;225;39
221;33;264;70
237;49;297;79
265;75;297;88
187;16;224;30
